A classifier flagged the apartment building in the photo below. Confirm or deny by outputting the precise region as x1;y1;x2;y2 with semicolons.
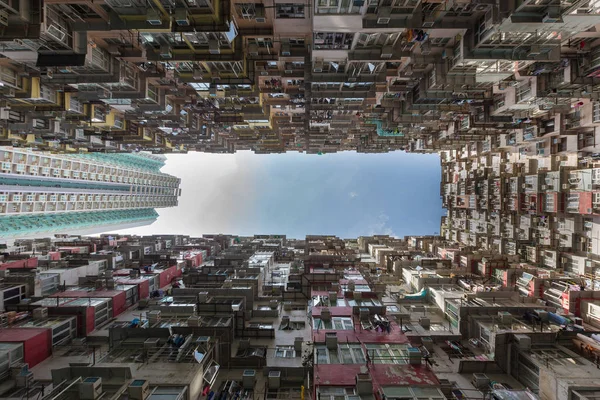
1;234;600;400
0;1;598;156
0;148;181;237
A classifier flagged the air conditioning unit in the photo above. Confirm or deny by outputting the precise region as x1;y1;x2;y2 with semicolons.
255;4;266;23
381;46;393;59
159;45;172;59
359;307;370;320
285;70;293;74
562;184;569;190
281;44;291;56
128;380;150;400
514;334;531;350
209;40;220;55
313;61;323;73
196;336;210;349
529;45;541;56
79;377;103;400
0;9;8;27
33;307;48;319
541;185;548;190
146;9;162;25
107;45;120;55
377;7;391;24
242;370;256;389
542;10;562;23
472;373;490;390
422;20;435;28
248;44;259;56
144;338;160;348
320;307;331;321
268;371;281;389
325;332;338;349
174;8;189;26
498;311;511;324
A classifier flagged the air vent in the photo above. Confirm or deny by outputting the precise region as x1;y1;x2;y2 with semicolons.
174;8;189;26
255;4;266;22
146;9;162;25
159;45;172;59
377;7;391;24
381;46;393;59
209;40;220;55
248;44;259;56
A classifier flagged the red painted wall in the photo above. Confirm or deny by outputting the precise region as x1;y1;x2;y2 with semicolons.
23;329;52;367
0;328;51;367
85;307;95;335
0;257;38;270
112;291;127;317
155;266;180;288
139;279;150;299
579;192;593;214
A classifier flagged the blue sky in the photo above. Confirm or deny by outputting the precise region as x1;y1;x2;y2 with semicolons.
109;151;444;239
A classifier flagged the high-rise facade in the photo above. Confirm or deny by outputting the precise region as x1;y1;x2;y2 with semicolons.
0;148;181;237
0;1;599;155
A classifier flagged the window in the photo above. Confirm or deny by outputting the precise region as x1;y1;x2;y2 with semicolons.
364;343;409;364
594;102;600;123
313;317;353;330
280;320;306;330
277;3;305;17
314;32;354;50
356;32;400;48
248;323;273;329
379;387;445;399
315;344;365;364
316;0;361;14
248;38;273;48
318;387;360;400
236;3;257;19
572;389;600;400
0;195;7;202
275;346;297;358
430;37;451;47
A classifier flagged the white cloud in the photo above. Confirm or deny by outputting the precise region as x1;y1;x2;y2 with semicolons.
349;191;358;198
367;213;396;237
